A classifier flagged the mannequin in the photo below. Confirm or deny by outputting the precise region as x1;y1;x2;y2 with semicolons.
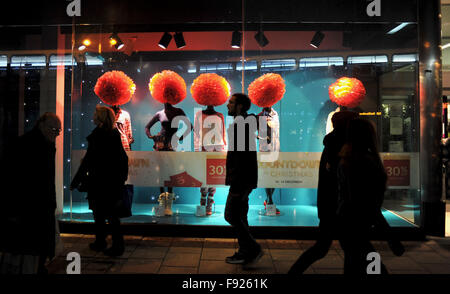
111;105;134;151
248;73;285;215
147;70;189;216
191;73;230;216
194;105;227;215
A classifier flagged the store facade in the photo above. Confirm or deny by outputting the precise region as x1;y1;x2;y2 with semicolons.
0;0;445;237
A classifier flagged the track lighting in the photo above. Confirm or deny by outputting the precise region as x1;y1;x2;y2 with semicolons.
310;31;325;48
254;31;269;47
78;39;91;51
231;31;242;48
174;32;186;49
109;33;124;50
158;32;172;49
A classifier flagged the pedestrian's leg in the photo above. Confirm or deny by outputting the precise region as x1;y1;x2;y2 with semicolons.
104;216;124;256
288;219;333;274
37;255;48;274
238;189;261;257
90;209;107;251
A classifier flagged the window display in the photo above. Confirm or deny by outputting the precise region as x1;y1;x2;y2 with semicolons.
0;0;428;234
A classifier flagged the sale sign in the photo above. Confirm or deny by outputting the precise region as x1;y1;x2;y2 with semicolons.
383;159;410;187
71;150;419;189
206;157;227;185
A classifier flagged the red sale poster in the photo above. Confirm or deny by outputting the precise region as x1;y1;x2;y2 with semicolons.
206;158;226;185
383;159;410;187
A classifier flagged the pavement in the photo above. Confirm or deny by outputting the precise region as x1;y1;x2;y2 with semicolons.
47;234;450;275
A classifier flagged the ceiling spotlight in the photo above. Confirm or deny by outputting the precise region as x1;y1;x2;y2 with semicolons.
110;33;124;50
78;39;91;51
310;31;325;48
174;32;186;49
231;31;242;48
158;32;172;49
254;31;269;47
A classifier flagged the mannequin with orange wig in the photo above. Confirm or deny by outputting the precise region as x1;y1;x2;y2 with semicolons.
191;73;230;216
146;70;191;216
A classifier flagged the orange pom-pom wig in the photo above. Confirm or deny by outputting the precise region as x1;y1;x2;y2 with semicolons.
190;73;231;106
94;71;136;106
328;77;366;108
248;73;286;107
149;70;187;105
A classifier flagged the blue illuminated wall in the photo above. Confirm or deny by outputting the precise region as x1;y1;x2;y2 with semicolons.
69;62;339;209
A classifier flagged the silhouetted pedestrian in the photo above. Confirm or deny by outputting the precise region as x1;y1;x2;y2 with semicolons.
337;117;388;275
71;105;128;257
288;110;358;274
224;93;263;266
0;113;61;274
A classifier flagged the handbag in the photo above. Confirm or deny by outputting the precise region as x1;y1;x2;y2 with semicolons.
116;184;134;218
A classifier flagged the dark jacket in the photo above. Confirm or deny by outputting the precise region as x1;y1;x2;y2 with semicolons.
71;127;128;216
225;114;258;191
316;128;347;220
337;150;387;225
0;128;56;257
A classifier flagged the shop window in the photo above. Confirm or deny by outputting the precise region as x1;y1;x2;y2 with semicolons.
49;54;77;67
236;61;258;71
0;55;7;67
261;59;296;71
392;53;418;63
84;54;104;66
10;55;46;68
299;56;344;68
347;55;388;64
199;63;233;72
187;64;197;73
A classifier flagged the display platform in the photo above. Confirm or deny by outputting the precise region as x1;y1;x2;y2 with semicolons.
61;203;415;227
59;203;423;240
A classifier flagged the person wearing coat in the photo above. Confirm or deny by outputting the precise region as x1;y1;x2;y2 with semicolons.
288;110;358;274
336;117;389;275
224;93;263;265
0;113;61;274
71;105;128;257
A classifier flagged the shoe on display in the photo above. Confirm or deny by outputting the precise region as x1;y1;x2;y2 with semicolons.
89;241;107;252
165;192;175;216
225;252;247;264
206;199;214;216
158;192;166;207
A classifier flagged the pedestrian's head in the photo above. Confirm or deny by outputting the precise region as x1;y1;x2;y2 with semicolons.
331;110;359;130
37;112;62;143
94;105;116;130
228;93;251;116
346;117;378;154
